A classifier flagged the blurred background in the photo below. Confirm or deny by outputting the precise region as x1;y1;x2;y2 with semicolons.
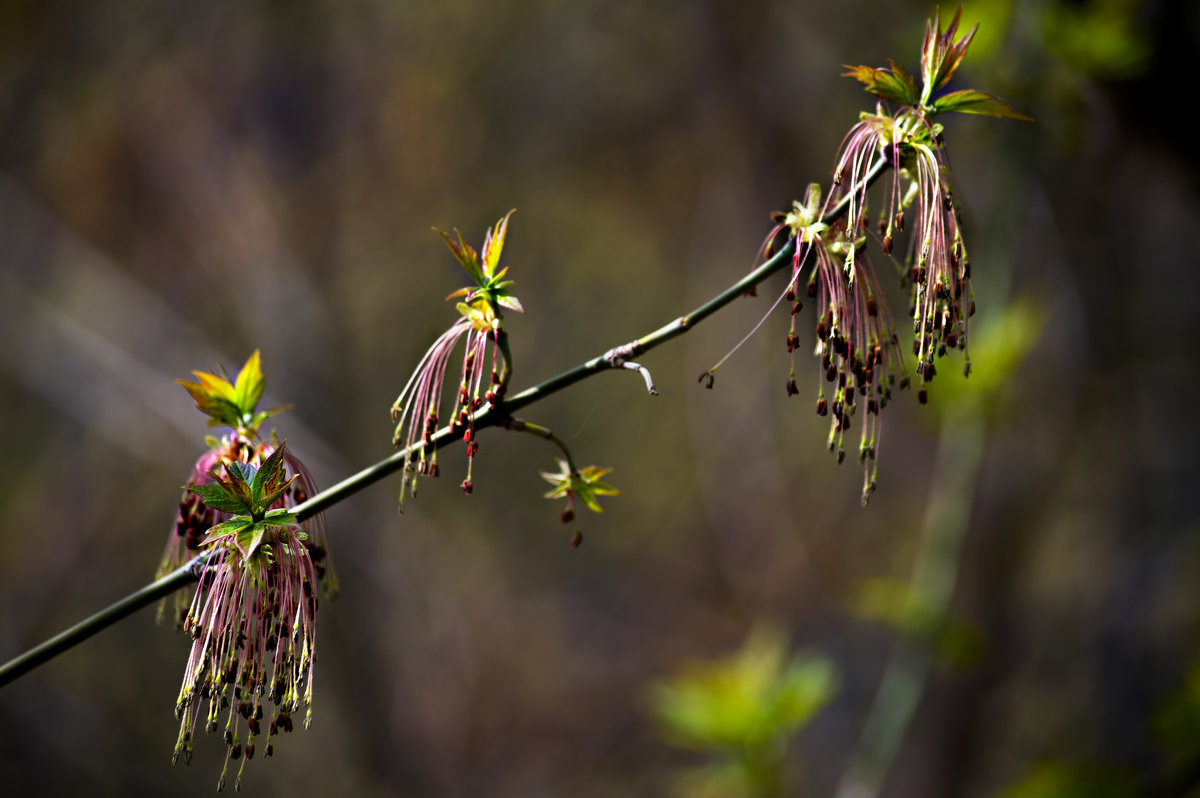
1;0;1196;795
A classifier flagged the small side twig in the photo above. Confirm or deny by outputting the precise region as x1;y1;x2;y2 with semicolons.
503;417;578;472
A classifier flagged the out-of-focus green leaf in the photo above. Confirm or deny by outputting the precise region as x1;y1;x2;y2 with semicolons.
995;762;1136;798
1155;655;1200;773
1040;0;1150;79
925;296;1046;417
853;578;940;637
649;625;837;753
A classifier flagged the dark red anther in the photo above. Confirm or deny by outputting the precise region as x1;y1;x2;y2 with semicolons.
571;530;583;548
467;441;479;457
918;388;928;404
460;479;473;495
561;509;575;524
816;397;828;416
786;377;799;396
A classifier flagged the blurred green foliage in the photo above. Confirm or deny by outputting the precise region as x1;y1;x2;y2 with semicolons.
650;626;837;797
996;761;1137;798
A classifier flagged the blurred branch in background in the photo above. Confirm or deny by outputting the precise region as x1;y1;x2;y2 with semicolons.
837;300;1046;798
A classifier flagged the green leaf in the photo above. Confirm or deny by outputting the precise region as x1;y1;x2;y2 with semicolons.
200;517;253;546
577;489;604;514
931;89;1032;120
495;291;525;314
262;509;300;528
888;59;921;103
649;625;838;753
177;380;243;428
235;523;268;560
842;64;918;106
437;227;485;285
184;483;252;515
252;443;287;501
232;350;265;418
193;371;237;403
481;209;515;278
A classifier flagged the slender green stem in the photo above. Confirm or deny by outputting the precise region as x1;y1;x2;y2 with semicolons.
0;158;888;688
0;554;207;687
502;417;577;472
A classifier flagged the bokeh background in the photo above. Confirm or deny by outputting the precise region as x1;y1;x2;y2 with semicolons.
2;0;1196;796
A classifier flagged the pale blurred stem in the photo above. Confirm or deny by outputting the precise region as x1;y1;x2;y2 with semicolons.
835;410;987;798
502;417;578;473
0;158;888;688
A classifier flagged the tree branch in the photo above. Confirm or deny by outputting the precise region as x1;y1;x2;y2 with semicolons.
0;156;887;689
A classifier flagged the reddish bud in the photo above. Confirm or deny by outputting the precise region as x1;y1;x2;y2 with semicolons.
460;479;473;495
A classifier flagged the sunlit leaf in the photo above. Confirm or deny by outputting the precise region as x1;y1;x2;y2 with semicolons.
481;209;515;278
842;64;918;106
932;89;1032;120
232;350;265;418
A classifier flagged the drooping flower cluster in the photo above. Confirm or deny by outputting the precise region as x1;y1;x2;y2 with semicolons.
836;7;1028;396
780;185;905;502
391;211;522;502
171;445;318;790
163;351;335;789
723;7;1026;503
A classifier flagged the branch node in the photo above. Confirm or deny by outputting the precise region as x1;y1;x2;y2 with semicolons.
603;342;656;395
